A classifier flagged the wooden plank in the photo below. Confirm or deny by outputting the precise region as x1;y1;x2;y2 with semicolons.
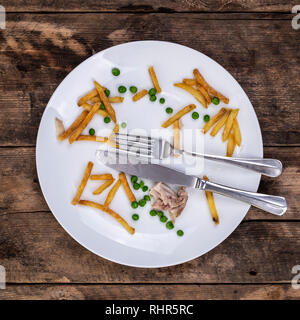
0;284;299;300
1;147;298;219
0;209;299;283
0;14;299;146
1;1;293;13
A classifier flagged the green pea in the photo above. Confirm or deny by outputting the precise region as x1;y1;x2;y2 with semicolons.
100;104;105;110
212;97;220;105
148;88;157;96
118;86;126;93
104;116;111;123
166;107;173;114
166;221;174;230
192;112;199;120
104;89;110;97
131;201;138;209
133;183;140;190
150;209;157;216
159;98;165;104
144;195;151;201
89;128;95;136
142;186;148;192
138;199;146;207
112;68;120;76
132;214;139;221
130;86;138;93
157;211;164;218
131;176;138;183
140;180;144;188
121;122;127;128
160;216;168;223
203;114;210;122
177;230;184;237
150;95;157;102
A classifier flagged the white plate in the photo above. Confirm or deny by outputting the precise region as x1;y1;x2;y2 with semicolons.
36;41;263;268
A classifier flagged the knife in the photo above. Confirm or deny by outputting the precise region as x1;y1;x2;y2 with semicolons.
96;150;287;216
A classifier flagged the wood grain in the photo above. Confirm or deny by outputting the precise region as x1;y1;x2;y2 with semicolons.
0;14;299;146
1;1;293;13
0;210;299;283
1;284;299;300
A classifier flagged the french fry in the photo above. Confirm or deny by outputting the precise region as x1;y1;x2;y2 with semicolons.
119;172;136;203
174;83;207;108
193;69;229;104
104;179;122;208
69;103;100;144
232;118;241;146
81;103;108;117
90;174;113;180
71;161;93;205
162;104;196;128
58;110;89;141
195;83;212;105
210;110;230;137
78;200;135;234
91;96;124;104
203;176;219;225
77;135;108;142
93;179;115;195
222;109;239;142
226;130;236;157
132;89;148;102
173;120;181;158
55;118;65;139
78;89;98;106
94;81;116;123
202;108;227;134
183;78;197;86
148;66;161;93
107;123;120;147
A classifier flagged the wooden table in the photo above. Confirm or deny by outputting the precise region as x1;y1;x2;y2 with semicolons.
0;1;299;300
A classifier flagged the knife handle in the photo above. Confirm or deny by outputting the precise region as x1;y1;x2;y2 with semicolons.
200;179;287;216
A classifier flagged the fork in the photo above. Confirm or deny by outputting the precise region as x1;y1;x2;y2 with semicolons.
112;133;282;177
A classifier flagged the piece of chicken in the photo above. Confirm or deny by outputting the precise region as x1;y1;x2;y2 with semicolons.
150;182;188;223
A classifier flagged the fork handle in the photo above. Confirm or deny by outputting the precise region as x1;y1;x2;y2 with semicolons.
183;151;282;177
200;180;287;216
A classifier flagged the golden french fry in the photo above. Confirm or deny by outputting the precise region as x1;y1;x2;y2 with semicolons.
78;200;135;234
195;83;212;105
232;119;241;146
104;179;122;208
174;83;207;108
148;66;161;93
81;103;108;117
58;110;89;141
78;89;98;106
94;81;116;123
91;96;124;104
93;179;115;195
193;69;229;104
222;109;239;142
182;78;197;86
226;131;236;157
119;172;136;203
202;108;227;134
69;103;100;144
132;89;148;102
90;174;113;180
203;176;219;225
173;120;181;158
107;124;120;147
77;135;108;142
162;104;196;128
210;110;230;137
71;161;93;205
55;118;65;139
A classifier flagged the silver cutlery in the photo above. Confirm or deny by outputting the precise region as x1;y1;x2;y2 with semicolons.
97;151;287;216
112;133;282;177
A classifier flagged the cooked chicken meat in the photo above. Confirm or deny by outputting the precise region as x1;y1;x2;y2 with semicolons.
150;182;188;223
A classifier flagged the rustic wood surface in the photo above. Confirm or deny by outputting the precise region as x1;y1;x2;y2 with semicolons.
0;1;299;300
